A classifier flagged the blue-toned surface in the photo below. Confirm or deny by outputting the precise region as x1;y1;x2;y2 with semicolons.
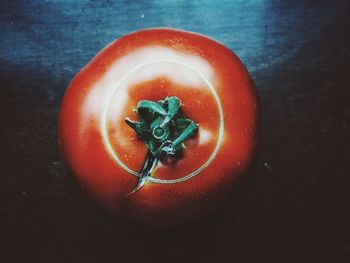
1;1;350;262
1;1;340;73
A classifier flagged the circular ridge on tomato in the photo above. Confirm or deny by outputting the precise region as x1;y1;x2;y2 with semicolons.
59;28;258;225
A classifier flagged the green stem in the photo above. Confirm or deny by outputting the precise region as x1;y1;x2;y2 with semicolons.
125;96;198;194
127;151;158;195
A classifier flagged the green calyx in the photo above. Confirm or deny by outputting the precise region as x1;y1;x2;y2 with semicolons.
125;96;198;194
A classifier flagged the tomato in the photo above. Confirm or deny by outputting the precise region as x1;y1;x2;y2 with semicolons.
59;28;258;225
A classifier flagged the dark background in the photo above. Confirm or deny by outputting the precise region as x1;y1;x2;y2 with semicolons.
1;0;350;262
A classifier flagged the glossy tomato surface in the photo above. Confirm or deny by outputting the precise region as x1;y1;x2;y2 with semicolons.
59;28;258;225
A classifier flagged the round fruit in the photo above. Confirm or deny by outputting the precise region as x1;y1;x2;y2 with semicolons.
59;28;258;225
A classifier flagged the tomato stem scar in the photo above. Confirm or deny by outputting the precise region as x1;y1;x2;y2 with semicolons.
125;96;198;195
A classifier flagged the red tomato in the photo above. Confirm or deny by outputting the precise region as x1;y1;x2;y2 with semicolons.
59;28;258;225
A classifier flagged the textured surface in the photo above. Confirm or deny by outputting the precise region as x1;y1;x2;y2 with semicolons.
1;0;350;262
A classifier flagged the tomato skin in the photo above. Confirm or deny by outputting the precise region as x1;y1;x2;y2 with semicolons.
59;28;258;225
